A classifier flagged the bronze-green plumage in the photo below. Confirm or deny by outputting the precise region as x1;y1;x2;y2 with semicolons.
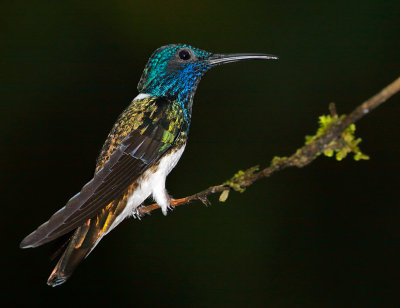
96;96;188;171
20;43;278;286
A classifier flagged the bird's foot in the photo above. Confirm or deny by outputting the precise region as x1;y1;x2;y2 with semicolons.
157;192;174;216
167;202;175;212
132;207;144;220
160;202;173;216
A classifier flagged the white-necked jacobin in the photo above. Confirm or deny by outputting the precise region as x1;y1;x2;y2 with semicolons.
20;43;278;286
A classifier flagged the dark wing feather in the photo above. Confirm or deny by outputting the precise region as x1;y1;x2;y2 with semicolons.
21;99;186;248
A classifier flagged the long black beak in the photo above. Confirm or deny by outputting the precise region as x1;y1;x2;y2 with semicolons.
207;53;278;66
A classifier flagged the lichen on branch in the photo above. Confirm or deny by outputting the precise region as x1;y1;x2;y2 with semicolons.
305;114;369;161
224;166;260;193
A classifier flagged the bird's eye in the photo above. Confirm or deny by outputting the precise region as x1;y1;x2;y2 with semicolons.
178;49;191;61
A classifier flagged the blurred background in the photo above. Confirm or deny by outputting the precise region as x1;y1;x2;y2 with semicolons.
1;0;399;306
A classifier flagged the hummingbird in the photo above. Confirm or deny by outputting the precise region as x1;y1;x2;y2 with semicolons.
20;43;278;286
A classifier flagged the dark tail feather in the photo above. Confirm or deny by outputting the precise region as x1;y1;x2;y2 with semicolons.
47;221;93;287
47;195;130;287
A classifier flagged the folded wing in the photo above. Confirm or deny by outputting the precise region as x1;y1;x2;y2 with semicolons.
21;98;186;248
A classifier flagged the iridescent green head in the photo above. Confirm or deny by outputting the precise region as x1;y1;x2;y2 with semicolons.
138;43;278;113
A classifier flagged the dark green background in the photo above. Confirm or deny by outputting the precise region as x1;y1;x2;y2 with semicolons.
2;0;399;306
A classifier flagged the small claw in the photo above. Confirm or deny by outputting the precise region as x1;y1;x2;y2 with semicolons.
161;201;175;216
132;207;143;220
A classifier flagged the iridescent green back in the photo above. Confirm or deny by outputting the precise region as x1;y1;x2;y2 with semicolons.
96;96;189;172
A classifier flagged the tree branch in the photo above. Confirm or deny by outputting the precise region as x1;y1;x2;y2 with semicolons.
139;77;400;216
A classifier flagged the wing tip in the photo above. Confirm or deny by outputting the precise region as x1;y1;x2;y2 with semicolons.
20;233;37;249
20;221;50;248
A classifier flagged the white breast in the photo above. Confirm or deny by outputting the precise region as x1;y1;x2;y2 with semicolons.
106;144;186;232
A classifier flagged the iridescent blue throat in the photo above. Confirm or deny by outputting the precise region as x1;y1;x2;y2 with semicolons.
141;61;211;117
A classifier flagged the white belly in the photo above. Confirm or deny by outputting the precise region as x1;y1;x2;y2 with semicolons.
106;144;186;232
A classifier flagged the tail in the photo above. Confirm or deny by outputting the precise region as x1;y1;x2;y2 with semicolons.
47;187;135;287
47;220;98;287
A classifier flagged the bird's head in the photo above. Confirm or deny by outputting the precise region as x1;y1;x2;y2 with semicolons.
138;43;278;111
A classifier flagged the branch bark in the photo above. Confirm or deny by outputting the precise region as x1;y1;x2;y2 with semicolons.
139;77;400;216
